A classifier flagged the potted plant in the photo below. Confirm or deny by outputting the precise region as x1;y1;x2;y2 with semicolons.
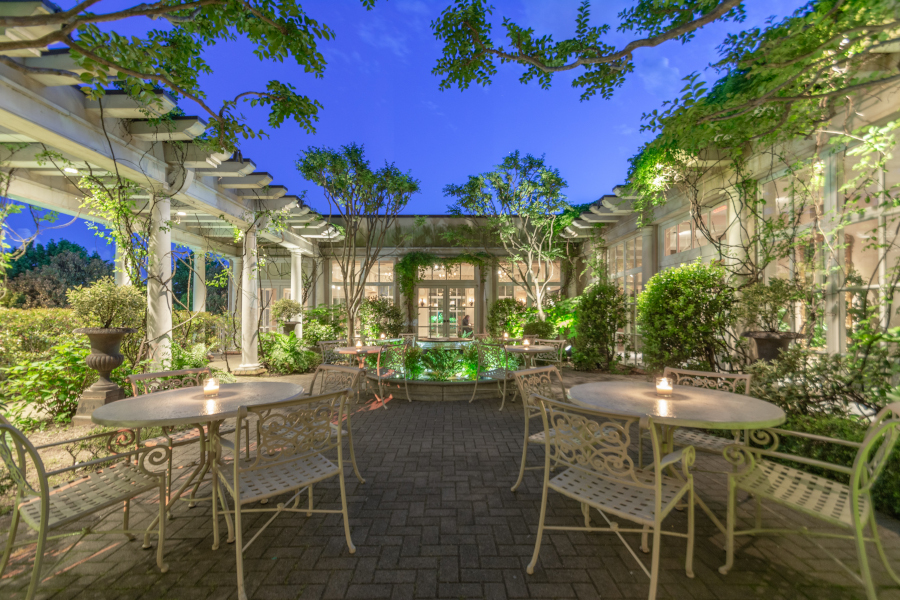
272;298;304;334
738;278;806;362
67;277;145;422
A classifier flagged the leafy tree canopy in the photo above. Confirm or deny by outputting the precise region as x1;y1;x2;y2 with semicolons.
431;0;745;100
0;0;377;150
6;239;100;280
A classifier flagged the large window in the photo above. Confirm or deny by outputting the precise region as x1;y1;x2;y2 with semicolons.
497;259;560;305
664;205;728;256
608;237;643;298
330;259;395;305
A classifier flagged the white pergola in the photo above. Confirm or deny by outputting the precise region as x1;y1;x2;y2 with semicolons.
0;3;340;371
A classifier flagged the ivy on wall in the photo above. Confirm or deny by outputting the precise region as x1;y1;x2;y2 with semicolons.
394;251;491;328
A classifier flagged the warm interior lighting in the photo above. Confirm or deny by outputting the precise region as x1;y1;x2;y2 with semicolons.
655;377;672;397
203;377;219;397
64;167;79;174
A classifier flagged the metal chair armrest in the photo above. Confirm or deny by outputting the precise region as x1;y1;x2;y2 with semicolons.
43;445;171;478
765;427;863;449
658;446;696;479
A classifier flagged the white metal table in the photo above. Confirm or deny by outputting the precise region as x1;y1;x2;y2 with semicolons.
336;346;389;407
567;380;785;532
504;344;556;368
92;381;304;548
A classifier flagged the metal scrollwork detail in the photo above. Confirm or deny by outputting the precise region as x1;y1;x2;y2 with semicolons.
0;430;36;495
546;408;641;484
249;404;336;468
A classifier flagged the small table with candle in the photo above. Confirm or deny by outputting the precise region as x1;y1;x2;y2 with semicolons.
567;380;784;533
91;381;304;541
337;344;385;369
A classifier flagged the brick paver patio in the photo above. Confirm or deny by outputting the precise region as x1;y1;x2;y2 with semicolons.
3;372;900;600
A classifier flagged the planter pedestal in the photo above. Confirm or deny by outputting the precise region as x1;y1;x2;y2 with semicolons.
742;331;804;363
72;327;136;426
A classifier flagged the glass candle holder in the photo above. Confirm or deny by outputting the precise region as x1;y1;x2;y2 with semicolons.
523;339;530;346
355;341;362;348
203;377;219;397
503;332;508;339
655;376;673;397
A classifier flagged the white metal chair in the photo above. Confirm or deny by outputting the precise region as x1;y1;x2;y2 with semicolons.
0;418;169;600
510;366;568;492
369;342;411;403
719;402;900;600
213;389;356;600
469;343;513;408
399;332;417;346
661;368;752;458
532;339;566;367
305;364;367;484
318;339;349;365
527;395;696;600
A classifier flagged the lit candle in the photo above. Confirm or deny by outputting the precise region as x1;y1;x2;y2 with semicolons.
523;339;530;346
203;377;219;397
356;340;362;348
503;332;508;339
655;377;673;397
380;333;385;339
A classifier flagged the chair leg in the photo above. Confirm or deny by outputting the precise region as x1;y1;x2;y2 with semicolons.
511;418;530;492
641;525;650;553
234;499;247;600
156;482;169;573
24;520;47;600
648;526;662;600
0;507;20;577
307;484;314;517
344;421;366;484
685;487;695;579
526;468;550;575
719;480;737;575
499;378;508;412
211;462;221;551
469;379;478;403
123;499;135;541
337;468;356;554
869;509;900;586
581;502;590;527
855;514;878;600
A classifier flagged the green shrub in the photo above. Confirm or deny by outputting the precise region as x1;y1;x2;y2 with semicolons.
637;260;735;372
358;297;403;340
169;343;210;370
771;413;900;518
172;311;221;350
0;339;94;426
0;308;85;367
272;298;303;324
748;342;899;417
259;332;321;375
421;348;462;380
523;320;556;339
487;298;528;338
543;296;579;340
404;345;425;380
66;277;144;329
573;277;627;371
301;304;345;347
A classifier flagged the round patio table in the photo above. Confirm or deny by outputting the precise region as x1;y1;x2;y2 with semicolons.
567;381;785;430
92;381;303;548
567;380;785;533
336;345;383;369
505;344;556;368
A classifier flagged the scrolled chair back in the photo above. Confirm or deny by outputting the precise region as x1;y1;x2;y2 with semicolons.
308;364;363;396
532;394;689;489
662;367;751;395
476;343;508;374
318;340;349;365
378;342;407;377
854;402;900;494
235;389;351;472
532;339;565;364
127;367;211;397
0;416;44;501
512;366;567;405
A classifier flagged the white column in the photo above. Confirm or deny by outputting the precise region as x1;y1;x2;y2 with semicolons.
114;243;131;287
238;228;261;371
147;196;173;369
290;251;304;337
228;257;241;315
192;248;207;312
641;225;658;285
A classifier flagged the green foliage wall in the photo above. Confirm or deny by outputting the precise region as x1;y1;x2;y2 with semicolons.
358;297;404;340
636;261;735;373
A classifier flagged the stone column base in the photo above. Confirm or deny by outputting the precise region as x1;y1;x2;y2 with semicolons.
72;387;125;426
234;364;267;376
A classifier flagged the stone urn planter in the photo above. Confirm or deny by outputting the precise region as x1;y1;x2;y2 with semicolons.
281;321;301;335
741;331;804;363
72;327;136;425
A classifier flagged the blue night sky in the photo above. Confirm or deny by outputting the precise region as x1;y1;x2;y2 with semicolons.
9;0;807;262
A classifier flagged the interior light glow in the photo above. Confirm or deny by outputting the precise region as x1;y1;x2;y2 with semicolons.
64;167;79;174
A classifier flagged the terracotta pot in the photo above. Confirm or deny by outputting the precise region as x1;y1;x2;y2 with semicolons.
741;331;804;363
74;327;137;393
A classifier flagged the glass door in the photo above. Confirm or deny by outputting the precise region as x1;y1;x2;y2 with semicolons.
417;285;476;338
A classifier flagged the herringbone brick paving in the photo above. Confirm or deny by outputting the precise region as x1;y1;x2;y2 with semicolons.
3;387;900;600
